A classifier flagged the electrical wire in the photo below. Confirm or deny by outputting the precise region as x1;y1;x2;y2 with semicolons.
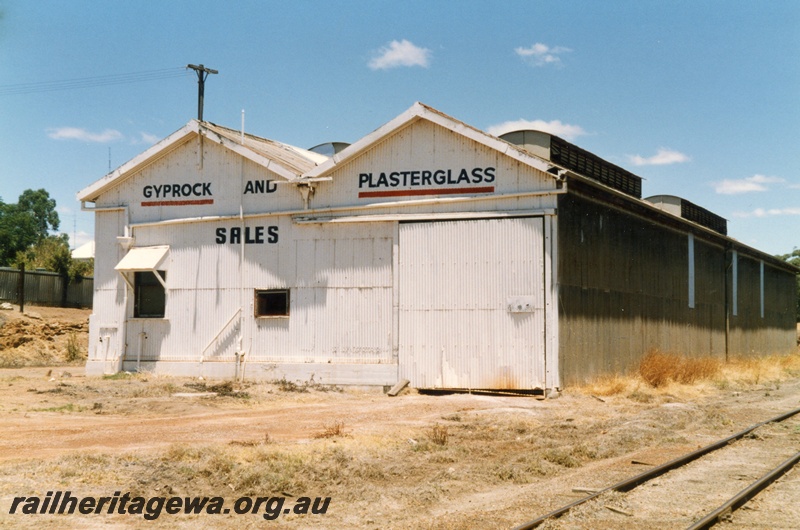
0;67;192;96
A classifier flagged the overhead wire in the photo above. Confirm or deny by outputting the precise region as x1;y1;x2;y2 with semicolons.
0;67;192;96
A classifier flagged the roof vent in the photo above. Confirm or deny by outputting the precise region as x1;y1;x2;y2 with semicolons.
645;195;727;235
308;142;350;157
500;130;642;199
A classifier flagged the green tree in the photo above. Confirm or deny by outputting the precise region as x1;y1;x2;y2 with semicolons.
16;233;93;282
18;189;59;237
777;248;800;322
0;189;60;266
18;234;72;275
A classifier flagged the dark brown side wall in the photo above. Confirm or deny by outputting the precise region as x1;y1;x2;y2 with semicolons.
557;189;796;386
730;253;796;356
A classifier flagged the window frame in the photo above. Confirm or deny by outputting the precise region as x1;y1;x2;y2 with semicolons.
134;270;167;318
254;289;290;318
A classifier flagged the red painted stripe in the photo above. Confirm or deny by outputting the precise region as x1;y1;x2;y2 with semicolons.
358;186;495;198
142;199;215;207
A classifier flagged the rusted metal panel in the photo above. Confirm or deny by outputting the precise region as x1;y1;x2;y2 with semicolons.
398;218;547;389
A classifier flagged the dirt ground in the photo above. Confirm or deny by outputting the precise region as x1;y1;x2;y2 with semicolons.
0;307;798;529
0;305;88;368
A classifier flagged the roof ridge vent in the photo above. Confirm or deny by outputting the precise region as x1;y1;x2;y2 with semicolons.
500;130;642;198
645;195;727;235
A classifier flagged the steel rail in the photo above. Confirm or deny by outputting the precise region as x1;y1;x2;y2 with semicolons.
685;450;800;530
511;406;800;530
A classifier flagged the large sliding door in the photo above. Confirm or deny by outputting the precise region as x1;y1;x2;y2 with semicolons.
398;218;546;389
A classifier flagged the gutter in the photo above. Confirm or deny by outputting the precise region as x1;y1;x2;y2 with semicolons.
122;188;567;230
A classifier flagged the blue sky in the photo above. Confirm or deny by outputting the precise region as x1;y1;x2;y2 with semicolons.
1;0;798;256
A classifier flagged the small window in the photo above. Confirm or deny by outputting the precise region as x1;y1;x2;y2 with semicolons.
135;271;166;318
255;289;290;317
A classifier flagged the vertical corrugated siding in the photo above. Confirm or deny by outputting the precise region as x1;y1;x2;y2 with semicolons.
94;210;126;289
113;138;302;225
124;220;394;363
248;225;394;363
89;209;126;369
399;218;546;389
557;191;796;385
317;120;557;210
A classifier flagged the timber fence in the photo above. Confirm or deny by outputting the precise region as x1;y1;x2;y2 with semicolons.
0;267;93;309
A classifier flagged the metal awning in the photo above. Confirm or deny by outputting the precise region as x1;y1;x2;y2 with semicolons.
115;246;169;289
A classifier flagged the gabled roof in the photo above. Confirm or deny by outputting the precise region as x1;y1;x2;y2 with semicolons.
301;102;557;180
202;122;329;172
71;240;94;260
77;120;324;202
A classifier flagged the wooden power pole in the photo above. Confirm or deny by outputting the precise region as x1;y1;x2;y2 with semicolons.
187;64;218;122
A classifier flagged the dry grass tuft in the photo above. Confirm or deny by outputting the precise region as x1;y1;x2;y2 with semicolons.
229;433;272;446
723;353;800;385
582;375;634;397
314;421;347;439
575;350;800;396
64;333;84;363
639;350;721;387
429;424;449;446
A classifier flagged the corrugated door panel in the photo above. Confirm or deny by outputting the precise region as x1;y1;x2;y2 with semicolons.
399;218;546;389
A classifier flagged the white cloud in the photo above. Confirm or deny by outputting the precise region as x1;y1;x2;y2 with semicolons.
714;174;785;195
137;132;160;145
47;127;123;143
732;207;800;218
628;148;690;166
368;39;431;70
515;43;571;66
486;119;587;140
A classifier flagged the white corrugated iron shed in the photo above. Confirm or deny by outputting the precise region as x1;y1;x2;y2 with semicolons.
77;102;798;390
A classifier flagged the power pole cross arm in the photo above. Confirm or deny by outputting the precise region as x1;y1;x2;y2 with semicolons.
186;64;218;122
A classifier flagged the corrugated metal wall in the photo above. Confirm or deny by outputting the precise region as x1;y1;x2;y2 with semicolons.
557;190;797;385
87;209;126;367
248;224;394;363
398;218;546;389
101;138;303;219
729;253;796;355
121;219;394;364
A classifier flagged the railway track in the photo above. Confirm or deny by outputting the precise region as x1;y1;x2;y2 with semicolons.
512;407;800;529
